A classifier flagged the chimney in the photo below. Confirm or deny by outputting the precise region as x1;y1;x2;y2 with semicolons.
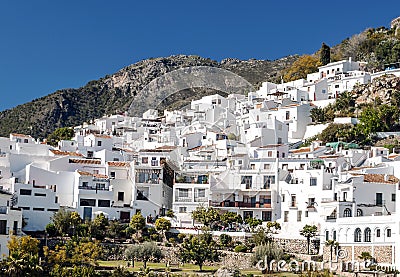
384;174;389;182
349;57;352;63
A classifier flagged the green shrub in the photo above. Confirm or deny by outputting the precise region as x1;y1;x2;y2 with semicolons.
234;244;248;253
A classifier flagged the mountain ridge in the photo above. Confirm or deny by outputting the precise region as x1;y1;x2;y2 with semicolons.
0;54;298;138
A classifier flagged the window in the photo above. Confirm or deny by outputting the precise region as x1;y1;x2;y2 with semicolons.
333;230;337;241
98;199;111;207
97;141;102;146
343;192;347;201
0;220;6;235
357;209;363;217
282;194;285;202
34;193;46;197
376;193;383;206
291;195;296;207
33;208;45;211
387;229;392;237
286;111;290;120
325;230;329;241
263;176;275;189
343;208;352;217
151;157;158;166
354;228;362;242
267;151;272;157
195;189;206;198
310;177;317;186
392;193;396;202
262;211;272;221
178;188;189;198
297;211;302;222
82;181;88;188
376;229;381;237
364;228;371;242
80;198;96;206
24;139;28;143
179;207;187;213
20;189;32;195
142;157;148;164
305;211;309;217
264;164;270;170
241;176;252;189
110;172;115;179
87;151;93;158
118;191;124;201
284;211;289;222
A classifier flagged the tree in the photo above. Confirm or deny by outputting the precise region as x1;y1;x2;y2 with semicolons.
191;206;220;228
251;222;281;246
252;241;283;273
51;208;82;236
166;209;174;218
89;213;109;240
155;218;171;240
245;217;263;231
5;235;42;277
179;233;220;271
319;123;357;143
310;107;327;123
219;234;233;248
125;242;163;269
130;212;146;241
325;240;339;261
44;238;102;271
46;127;75;147
220;211;242;228
320;43;331;65
300;225;318;255
283;55;320;82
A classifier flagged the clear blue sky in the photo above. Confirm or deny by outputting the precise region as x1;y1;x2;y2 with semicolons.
1;1;399;111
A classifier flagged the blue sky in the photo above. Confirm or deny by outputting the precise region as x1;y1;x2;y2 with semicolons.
0;1;399;111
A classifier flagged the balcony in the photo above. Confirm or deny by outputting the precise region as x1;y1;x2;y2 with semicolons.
211;201;271;208
175;196;193;202
175;174;208;184
194;196;208;202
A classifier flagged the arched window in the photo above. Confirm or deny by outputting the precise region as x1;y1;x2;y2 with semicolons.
357;209;363;217
343;208;352;217
354;228;362;242
364;228;371;242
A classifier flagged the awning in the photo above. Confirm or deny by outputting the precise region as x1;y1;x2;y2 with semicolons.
321;206;336;217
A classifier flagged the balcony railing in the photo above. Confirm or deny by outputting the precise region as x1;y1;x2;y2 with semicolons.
78;186;110;191
211;201;271;208
175;196;192;202
194;196;208;202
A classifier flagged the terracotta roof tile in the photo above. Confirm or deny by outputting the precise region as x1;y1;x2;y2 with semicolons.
11;133;32;138
94;134;112;139
107;161;130;167
69;159;101;164
290;147;320;154
77;171;108;179
50;150;83;157
363;174;399;184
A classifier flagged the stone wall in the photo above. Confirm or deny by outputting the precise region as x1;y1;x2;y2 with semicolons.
322;245;393;264
275;238;318;255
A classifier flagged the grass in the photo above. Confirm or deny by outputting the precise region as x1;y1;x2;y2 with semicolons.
97;260;301;276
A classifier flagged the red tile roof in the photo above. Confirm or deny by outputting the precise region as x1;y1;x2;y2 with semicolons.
50;150;83;157
107;161;130;167
11;133;32;138
363;174;399;184
69;159;101;164
290;147;320;154
77;170;108;179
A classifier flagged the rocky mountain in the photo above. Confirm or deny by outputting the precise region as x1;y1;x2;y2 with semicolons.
0;55;297;139
353;74;400;105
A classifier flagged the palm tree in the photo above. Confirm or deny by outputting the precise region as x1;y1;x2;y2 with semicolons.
325;240;339;261
300;225;318;255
